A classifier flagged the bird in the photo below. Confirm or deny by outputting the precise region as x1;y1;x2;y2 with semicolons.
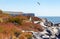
37;2;40;5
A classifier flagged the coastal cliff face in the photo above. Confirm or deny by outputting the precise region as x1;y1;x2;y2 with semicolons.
0;10;44;39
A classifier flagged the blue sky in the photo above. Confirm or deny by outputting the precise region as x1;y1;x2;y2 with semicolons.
0;0;60;16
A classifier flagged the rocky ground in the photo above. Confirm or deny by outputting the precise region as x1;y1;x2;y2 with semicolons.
32;18;60;39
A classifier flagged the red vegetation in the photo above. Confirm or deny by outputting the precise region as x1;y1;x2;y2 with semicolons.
0;10;44;39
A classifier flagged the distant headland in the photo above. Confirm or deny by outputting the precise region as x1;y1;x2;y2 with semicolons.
3;11;35;16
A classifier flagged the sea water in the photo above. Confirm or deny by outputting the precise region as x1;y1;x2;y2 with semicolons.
39;16;60;24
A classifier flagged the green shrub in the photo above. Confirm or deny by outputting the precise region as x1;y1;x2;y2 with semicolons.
8;17;23;25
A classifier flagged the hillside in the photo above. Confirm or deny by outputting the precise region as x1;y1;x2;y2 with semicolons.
0;10;43;39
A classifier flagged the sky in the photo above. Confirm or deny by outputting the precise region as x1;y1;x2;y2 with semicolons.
0;0;60;16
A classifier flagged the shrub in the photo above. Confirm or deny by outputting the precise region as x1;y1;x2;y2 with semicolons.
25;34;32;39
8;17;23;25
0;26;4;33
0;10;3;14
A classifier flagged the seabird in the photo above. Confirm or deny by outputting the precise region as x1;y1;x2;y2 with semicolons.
37;2;40;5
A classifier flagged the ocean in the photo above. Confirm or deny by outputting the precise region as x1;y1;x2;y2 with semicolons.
39;16;60;24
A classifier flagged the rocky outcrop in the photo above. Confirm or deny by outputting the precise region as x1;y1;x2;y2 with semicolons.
32;17;60;39
54;23;60;26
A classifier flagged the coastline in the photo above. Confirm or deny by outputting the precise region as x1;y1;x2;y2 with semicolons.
0;10;60;39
